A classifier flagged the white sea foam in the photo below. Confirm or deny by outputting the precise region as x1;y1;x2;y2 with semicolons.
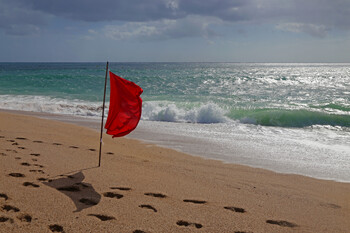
131;120;350;182
142;102;228;123
0;95;229;124
0;95;103;118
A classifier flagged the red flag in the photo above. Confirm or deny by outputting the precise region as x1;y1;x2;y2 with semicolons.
105;71;143;137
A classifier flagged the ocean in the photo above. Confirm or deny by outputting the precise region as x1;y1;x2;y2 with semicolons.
0;62;349;182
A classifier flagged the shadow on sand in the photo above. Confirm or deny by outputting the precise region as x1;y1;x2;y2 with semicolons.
44;171;101;212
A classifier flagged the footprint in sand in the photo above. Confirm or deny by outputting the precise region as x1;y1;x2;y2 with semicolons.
17;214;32;222
14;157;21;160
20;162;31;166
52;143;62;146
266;220;298;228
79;198;98;206
18;147;26;150
30;153;40;157
0;152;7;156
57;186;80;192
224;206;246;213
15;137;27;140
8;173;25;178
88;214;115;221
176;220;203;229
106;152;114;155
1;204;20;212
37;178;48;181
49;224;64;232
103;192;123;199
0;216;14;223
69;146;79;149
144;193;167;198
33;140;43;143
12;142;19;145
139;204;157;213
29;169;45;174
0;193;9;201
110;187;131;191
88;149;96;151
6;149;17;153
6;140;15;142
183;199;207;204
0;136;4;138
23;182;40;188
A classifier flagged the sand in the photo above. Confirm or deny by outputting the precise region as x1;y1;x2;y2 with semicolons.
0;111;349;233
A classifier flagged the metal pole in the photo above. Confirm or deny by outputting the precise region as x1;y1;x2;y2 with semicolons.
99;61;109;167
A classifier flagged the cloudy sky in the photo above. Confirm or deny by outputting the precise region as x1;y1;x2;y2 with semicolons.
1;0;350;62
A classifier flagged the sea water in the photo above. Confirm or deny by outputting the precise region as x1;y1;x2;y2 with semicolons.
0;63;349;182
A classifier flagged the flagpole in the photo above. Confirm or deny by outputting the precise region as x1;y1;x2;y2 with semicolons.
99;61;109;167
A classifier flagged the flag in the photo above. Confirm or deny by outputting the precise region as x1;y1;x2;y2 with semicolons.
105;71;143;137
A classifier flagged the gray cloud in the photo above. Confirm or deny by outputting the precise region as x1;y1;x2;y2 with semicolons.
276;23;330;38
3;0;245;23
20;0;183;22
102;15;220;41
0;0;47;35
1;0;350;37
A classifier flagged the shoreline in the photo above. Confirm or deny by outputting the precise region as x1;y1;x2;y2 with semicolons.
1;108;349;184
0;111;349;232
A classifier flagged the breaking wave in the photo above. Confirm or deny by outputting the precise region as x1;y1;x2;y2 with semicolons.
142;102;228;123
0;95;103;117
0;95;228;124
1;95;349;128
229;108;350;128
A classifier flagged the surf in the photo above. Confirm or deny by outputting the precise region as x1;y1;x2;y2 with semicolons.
228;108;350;128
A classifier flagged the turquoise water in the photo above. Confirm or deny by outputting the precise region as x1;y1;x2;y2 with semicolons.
0;62;349;128
0;62;349;181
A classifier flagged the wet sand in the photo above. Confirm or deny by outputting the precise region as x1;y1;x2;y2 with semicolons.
0;111;349;232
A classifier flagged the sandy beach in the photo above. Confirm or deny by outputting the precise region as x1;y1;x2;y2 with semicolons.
0;111;349;233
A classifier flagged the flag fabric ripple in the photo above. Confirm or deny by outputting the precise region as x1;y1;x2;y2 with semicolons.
105;71;143;137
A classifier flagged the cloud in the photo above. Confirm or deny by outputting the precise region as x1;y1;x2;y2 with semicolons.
19;0;183;22
102;16;220;41
1;0;350;38
276;23;330;38
6;0;245;22
17;0;350;28
103;23;160;40
0;0;47;35
4;24;40;36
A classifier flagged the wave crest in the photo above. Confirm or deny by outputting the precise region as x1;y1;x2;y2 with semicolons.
142;102;227;124
0;95;103;117
229;108;350;128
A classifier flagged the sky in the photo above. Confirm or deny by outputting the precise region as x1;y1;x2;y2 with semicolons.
1;0;350;62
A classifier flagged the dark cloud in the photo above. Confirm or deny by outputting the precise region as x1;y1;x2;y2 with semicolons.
6;0;245;23
8;0;350;26
0;0;47;35
1;0;350;37
22;0;183;22
177;0;250;21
